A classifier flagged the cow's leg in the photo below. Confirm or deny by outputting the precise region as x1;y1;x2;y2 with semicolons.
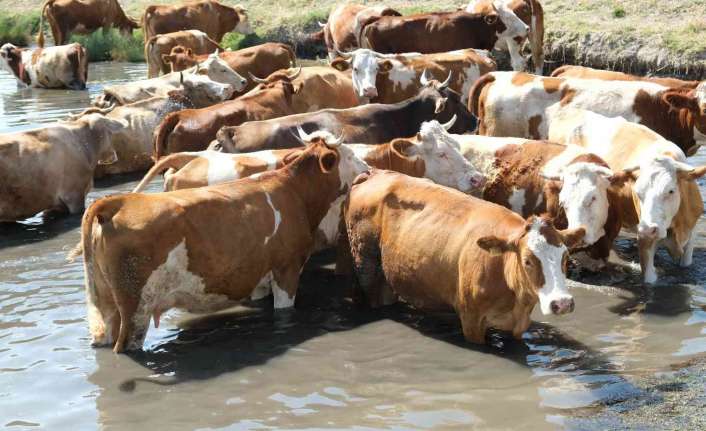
459;309;487;344
349;231;391;308
680;232;694;267
506;38;527;72
87;264;121;347
638;236;658;284
113;292;145;353
272;263;303;309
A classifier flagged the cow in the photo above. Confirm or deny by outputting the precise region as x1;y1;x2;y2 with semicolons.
450;135;626;269
160;42;296;94
79;136;368;352
142;0;252;43
210;77;476;153
135;118;483;195
37;0;139;48
548;109;706;284
550;65;700;90
314;4;402;60
359;9;528;71
0;43;87;90
154;68;338;158
467;0;544;74
92;58;240;108
343;170;585;343
469;71;706;157
145;30;222;78
330;48;496;104
0;114;127;222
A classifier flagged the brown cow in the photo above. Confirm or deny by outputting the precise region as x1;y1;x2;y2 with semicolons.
142;0;252;44
162;42;296;94
0;43;87;90
467;0;544;74
343;170;584;343
80;136;368;352
145;30;223;78
37;0;139;48
550;65;700;90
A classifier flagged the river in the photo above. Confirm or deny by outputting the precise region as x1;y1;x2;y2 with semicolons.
0;62;704;430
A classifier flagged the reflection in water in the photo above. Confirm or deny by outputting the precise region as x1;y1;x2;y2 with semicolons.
0;63;705;430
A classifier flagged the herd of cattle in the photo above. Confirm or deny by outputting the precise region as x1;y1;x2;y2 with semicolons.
0;0;705;354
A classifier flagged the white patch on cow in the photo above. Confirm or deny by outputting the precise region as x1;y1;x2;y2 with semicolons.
557;162;612;245
250;172;264;180
336;143;370;189
20;49;38;86
272;281;294;308
252;271;274;300
387;61;416;90
633;156;684;241
133;240;235;349
253;150;279;170
681;233;695;267
526;219;572;315
347;143;374;161
197;53;247;92
450;134;530;179
508;188;526;214
317;194;347;247
541;144;588;177
534;192;544;212
460;64;481;105
202;151;239;185
264;193;282;246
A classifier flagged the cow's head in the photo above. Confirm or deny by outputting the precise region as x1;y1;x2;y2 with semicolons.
477;216;585;315
419;70;477;133
541;162;628;246
466;0;528;71
248;67;303;102
391;117;484;193
618;156;706;241
331;49;400;100
179;71;235;106
78;113;128;164
663;83;706;148
211;126;237;153
195;50;247;92
0;43;21;75
162;46;198;73
233;5;254;35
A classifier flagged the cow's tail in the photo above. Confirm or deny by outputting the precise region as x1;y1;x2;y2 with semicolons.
144;36;158;78
141;7;154;44
37;0;51;48
152;112;180;161
528;0;545;75
132;152;200;193
467;73;495;118
279;43;296;67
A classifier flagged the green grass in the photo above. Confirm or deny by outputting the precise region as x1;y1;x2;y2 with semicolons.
612;6;626;18
69;29;144;62
0;12;40;46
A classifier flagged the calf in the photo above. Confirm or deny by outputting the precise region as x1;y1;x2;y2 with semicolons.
161;42;296;94
0;114;127;221
0;43;87;90
142;0;252;43
469;71;706;156
549;109;706;284
211;78;476;153
550;65;699;90
344;170;584;343
331;48;496;104
452;135;626;268
145;30;223;78
81;137;367;352
467;0;544;74
360;9;526;69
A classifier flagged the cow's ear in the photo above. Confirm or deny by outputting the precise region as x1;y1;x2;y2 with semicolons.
608;169;636;187
484;13;498;25
161;54;173;64
390;138;418;159
677;165;706;181
331;58;350;71
283;150;304;165
378;60;393;73
560;227;586;249
319;149;339;173
662;91;699;112
477;235;515;256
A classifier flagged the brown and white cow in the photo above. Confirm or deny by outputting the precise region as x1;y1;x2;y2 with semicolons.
37;0;139;47
343;170;584;343
145;30;222;78
467;0;544;74
450;135;626;268
92;60;238;108
153;68;361;158
330;48;496;104
549;109;706;284
210;78;476;153
359;9;527;70
550;65;700;90
161;42;296;94
315;4;402;60
469;71;706;156
142;0;252;43
0;114;127;221
0;43;87;90
80;136;368;352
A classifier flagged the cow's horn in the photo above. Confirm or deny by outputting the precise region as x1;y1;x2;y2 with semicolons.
438;71;453;89
335;48;353;59
287;66;302;80
420;69;431;87
248;72;268;84
540;172;562;182
327;133;344;147
296;125;312;143
441;114;457;131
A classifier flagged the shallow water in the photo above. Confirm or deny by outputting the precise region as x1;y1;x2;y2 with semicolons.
0;63;705;431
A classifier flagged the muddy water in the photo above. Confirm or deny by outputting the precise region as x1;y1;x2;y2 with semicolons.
1;62;705;430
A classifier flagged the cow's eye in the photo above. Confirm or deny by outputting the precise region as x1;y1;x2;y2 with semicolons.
523;258;531;267
669;189;675;195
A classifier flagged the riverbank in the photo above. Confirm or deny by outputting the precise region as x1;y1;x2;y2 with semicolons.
1;0;704;77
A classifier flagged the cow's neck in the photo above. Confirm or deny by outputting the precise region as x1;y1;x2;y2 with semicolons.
504;251;540;306
284;156;342;232
639;91;697;156
6;49;31;85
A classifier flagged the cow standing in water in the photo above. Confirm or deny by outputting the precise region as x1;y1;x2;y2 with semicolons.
0;43;88;90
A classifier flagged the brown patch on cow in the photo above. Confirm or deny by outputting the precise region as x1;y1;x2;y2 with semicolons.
560;88;576;106
569;153;610;168
513;36;524;44
537;218;563;247
528;115;542;139
633;89;698;156
542;77;562;93
30;48;43;65
511;72;534;86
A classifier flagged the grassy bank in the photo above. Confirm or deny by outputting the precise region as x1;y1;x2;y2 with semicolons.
1;0;704;77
